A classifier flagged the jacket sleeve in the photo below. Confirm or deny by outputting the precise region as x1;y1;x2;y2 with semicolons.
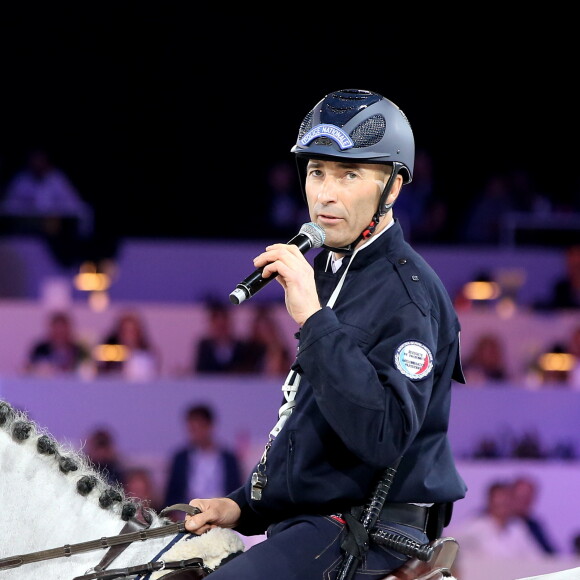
296;303;446;468
227;484;271;536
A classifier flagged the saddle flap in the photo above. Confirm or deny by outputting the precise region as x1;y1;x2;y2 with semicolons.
380;537;459;580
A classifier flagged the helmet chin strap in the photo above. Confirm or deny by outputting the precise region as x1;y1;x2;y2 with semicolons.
323;163;402;255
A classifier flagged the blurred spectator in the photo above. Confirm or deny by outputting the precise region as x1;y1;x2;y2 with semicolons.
512;476;557;555
84;427;124;487
534;245;580;310
95;310;161;381
511;431;546;459
472;436;502;459
449;480;545;564
572;532;580;556
122;466;163;521
193;300;249;374
237;304;294;375
24;310;92;377
471;430;549;460
395;148;447;243
506;167;551;214
462;332;510;385
0;148;93;267
163;403;243;513
263;160;309;239
568;325;580;390
461;173;515;245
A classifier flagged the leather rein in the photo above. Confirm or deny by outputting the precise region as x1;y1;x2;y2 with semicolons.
0;503;204;578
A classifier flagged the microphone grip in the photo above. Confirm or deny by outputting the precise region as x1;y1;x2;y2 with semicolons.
230;268;279;305
229;223;325;305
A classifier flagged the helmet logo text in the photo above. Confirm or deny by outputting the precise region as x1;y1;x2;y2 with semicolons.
300;124;354;150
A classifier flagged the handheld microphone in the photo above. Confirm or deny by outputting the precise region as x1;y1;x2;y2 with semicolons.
229;222;326;305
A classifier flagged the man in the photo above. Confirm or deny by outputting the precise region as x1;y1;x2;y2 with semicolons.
512;476;557;554
164;404;243;511
450;480;545;576
185;89;467;579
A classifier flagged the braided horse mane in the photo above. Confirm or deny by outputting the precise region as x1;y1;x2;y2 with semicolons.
0;399;244;579
0;399;154;524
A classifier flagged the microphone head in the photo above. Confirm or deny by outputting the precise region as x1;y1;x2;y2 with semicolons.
299;222;326;248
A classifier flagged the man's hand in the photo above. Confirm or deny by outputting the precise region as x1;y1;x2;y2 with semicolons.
184;497;241;535
253;243;321;326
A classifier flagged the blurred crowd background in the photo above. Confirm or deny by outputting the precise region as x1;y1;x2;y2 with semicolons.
1;5;580;579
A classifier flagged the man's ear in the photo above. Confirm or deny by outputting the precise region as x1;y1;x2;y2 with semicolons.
383;175;403;211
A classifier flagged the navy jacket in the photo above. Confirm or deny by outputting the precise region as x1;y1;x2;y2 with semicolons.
164;447;243;508
229;220;467;535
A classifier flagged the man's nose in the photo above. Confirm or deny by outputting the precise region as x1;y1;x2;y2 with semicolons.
316;178;339;202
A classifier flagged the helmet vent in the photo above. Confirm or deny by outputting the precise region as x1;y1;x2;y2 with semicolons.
350;114;385;148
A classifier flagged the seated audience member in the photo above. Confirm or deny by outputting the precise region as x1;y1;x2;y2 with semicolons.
122;466;163;522
393;148;448;243
95;310;161;381
263;159;309;239
449;479;545;571
472;436;503;459
534;244;580;310
572;532;580;556
462;332;510;385
0;148;94;267
25;310;91;377
461;173;516;245
568;325;580;390
512;476;557;554
511;431;546;459
84;427;125;487
163;404;243;515
237;304;294;375
193;300;248;373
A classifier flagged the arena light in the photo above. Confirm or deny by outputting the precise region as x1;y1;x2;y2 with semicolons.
74;272;111;291
538;351;576;372
73;260;115;292
462;280;501;301
93;344;128;362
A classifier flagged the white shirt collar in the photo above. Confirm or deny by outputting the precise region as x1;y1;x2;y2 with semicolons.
328;219;394;273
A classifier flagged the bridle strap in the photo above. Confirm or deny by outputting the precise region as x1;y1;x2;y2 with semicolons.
0;505;199;571
0;521;185;570
74;506;207;579
91;518;151;575
72;556;209;580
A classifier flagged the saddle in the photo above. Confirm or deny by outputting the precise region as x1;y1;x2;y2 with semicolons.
380;536;459;580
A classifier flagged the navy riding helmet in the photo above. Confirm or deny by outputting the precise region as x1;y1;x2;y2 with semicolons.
291;88;415;184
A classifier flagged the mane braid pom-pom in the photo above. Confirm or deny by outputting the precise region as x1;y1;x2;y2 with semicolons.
0;400;15;425
37;434;58;455
12;420;33;441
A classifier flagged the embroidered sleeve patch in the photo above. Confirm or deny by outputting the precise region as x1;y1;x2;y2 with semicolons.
394;341;433;380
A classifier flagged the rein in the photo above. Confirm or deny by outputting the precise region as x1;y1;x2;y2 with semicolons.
72;556;209;580
0;504;199;573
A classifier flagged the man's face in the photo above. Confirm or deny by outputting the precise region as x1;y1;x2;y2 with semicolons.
304;159;399;251
187;416;213;446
